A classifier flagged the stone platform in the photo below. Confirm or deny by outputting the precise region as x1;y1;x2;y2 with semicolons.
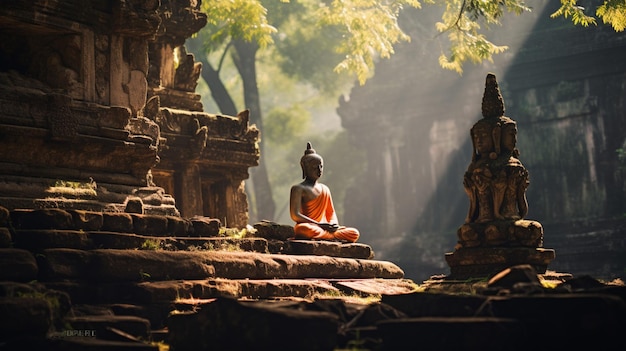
0;206;418;350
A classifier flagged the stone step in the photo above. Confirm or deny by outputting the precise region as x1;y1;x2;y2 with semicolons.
46;278;416;329
11;229;269;253
52;279;416;337
8;208;216;236
36;248;402;282
2;207;377;260
10;230;374;259
46;278;417;305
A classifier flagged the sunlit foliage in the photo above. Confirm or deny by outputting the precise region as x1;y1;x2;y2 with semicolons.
551;0;597;27
435;0;530;74
552;0;626;32
202;0;626;80
202;0;424;85
439;0;626;73
202;0;277;51
595;0;626;32
316;0;424;84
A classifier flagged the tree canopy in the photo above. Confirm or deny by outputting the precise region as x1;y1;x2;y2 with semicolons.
202;0;626;82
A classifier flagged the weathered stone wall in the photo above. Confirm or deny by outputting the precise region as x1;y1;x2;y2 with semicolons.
0;1;260;225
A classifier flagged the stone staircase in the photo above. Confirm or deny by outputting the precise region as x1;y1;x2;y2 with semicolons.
2;207;626;351
0;207;417;350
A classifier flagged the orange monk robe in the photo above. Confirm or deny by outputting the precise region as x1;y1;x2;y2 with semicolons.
293;184;359;243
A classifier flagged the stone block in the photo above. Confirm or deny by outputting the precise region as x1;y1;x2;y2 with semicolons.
102;212;134;233
10;208;73;230
13;230;92;250
287;239;342;257
0;248;38;282
253;220;294;241
168;298;340;351
0;297;52;342
189;216;220;237
197;237;268;253
238;279;339;299
444;247;556;279
37;248;93;281
286;240;373;259
89;249;216;282
68;210;103;231
342;243;375;259
131;214;169;236
166;215;191;236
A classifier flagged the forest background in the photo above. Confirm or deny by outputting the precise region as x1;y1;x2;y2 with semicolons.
185;0;626;281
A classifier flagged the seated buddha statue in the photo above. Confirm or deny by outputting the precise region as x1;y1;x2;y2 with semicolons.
289;142;360;243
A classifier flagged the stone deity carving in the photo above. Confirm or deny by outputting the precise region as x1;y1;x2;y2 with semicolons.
445;73;556;279
458;73;539;247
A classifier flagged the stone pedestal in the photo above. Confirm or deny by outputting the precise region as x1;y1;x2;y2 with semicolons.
446;219;556;279
445;247;556;280
444;74;556;280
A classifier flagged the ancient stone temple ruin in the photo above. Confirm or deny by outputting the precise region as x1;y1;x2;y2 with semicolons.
445;73;556;278
1;3;625;351
0;0;259;227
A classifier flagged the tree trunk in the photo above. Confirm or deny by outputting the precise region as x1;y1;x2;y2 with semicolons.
232;39;275;222
186;39;238;116
200;61;238;116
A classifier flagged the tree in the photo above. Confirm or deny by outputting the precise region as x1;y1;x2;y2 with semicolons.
196;0;418;222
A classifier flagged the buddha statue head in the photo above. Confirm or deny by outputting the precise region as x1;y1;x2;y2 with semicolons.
500;117;519;157
470;73;511;162
471;118;500;161
300;142;323;179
